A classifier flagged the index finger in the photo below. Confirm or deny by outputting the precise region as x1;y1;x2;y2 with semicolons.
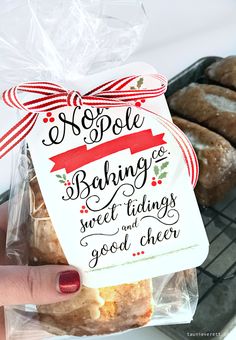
0;202;8;232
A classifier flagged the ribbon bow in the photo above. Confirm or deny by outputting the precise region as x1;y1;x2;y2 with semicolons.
0;74;198;187
0;74;167;159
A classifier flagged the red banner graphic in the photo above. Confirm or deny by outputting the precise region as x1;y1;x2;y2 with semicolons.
50;129;166;173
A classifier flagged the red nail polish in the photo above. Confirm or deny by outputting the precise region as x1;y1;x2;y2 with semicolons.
58;270;81;294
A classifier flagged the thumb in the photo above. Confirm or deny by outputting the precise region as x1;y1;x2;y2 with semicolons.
0;265;81;306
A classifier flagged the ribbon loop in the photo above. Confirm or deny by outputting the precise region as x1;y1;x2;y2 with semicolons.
0;74;169;159
0;74;199;188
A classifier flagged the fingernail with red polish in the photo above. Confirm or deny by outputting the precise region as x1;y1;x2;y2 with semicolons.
58;270;81;294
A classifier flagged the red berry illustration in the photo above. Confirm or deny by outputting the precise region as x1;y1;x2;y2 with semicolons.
80;205;89;214
141;99;145;103
135;101;141;107
151;181;157;186
158;180;162;184
56;174;72;186
43;112;55;123
133;251;145;256
152;177;156;180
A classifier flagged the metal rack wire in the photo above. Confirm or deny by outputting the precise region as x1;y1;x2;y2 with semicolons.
160;182;236;340
197;193;236;303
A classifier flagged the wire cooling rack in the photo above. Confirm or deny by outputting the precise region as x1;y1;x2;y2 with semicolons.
161;56;236;340
198;191;236;304
160;188;236;339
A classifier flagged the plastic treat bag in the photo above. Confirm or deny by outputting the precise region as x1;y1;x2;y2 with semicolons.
0;0;147;91
0;1;208;339
4;147;198;338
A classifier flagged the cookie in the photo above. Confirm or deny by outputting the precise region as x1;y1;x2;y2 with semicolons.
168;83;236;145
173;116;236;206
205;56;236;89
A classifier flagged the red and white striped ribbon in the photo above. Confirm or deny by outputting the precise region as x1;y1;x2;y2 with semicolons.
142;107;199;188
0;74;198;187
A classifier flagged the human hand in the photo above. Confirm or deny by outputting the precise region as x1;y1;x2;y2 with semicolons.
0;202;81;340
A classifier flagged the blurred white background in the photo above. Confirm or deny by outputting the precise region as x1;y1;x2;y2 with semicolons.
1;0;236;338
130;0;236;78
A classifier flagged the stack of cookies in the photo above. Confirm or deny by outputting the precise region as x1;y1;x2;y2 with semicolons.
168;56;236;206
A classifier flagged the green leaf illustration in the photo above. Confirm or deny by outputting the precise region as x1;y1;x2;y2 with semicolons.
130;86;136;90
137;77;144;89
59;180;65;183
158;172;167;179
154;165;159;176
161;161;169;170
56;174;62;178
63;174;66;180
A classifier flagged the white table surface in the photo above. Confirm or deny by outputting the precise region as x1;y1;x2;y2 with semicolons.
1;1;236;339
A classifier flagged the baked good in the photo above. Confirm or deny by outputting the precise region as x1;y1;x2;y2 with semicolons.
205;56;236;89
37;280;152;336
29;175;153;336
168;83;236;145
28;167;197;335
28;173;196;335
173;116;236;206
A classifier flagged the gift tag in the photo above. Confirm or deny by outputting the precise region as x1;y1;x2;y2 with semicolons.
3;65;204;287
24;71;208;288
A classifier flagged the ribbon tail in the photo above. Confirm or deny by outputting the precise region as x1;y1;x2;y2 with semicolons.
0;112;38;159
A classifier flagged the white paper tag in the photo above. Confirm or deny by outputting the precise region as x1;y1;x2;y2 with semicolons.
27;64;208;287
